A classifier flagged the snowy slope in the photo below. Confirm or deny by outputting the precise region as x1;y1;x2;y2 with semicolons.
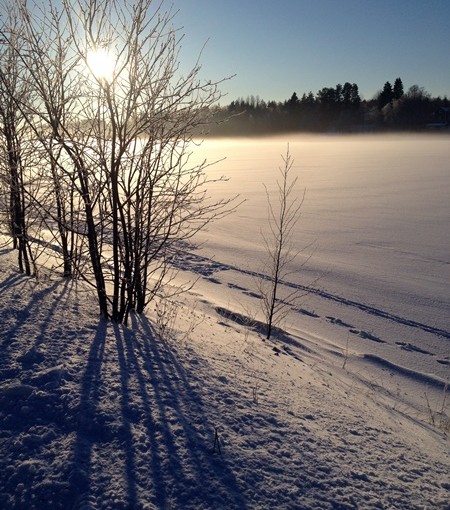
1;134;449;509
0;241;449;509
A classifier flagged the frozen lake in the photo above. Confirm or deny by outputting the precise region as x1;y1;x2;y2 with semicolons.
190;134;450;344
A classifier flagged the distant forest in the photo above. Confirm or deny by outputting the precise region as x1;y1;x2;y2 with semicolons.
208;78;449;135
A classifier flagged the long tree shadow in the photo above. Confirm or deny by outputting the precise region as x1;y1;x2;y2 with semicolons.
0;272;108;509
122;313;248;509
67;313;247;509
68;319;109;509
0;267;247;508
0;272;72;373
0;271;24;291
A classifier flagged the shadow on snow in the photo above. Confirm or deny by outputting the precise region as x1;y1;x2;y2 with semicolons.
0;271;247;509
69;314;247;509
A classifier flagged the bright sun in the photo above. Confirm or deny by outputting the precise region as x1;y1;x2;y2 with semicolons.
86;48;116;82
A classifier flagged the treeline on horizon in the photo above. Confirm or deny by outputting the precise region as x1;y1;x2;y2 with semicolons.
208;78;449;135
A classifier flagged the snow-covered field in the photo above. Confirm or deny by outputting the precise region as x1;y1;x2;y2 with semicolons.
1;134;449;509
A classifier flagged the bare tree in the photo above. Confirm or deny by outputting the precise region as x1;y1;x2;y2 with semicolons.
3;0;236;322
258;146;309;339
0;6;35;275
1;1;86;280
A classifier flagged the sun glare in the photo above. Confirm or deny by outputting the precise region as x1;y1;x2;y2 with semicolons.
86;48;116;82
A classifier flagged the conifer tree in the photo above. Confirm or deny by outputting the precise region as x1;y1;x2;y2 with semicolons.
393;78;404;100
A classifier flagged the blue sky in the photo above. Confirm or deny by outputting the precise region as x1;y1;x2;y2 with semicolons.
172;0;450;102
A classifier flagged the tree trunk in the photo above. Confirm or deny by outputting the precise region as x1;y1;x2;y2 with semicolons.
5;121;31;275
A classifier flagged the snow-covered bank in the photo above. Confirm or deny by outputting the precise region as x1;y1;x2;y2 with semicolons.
0;243;448;509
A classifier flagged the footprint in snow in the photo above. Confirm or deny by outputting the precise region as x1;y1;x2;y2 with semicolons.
243;291;263;299
227;283;246;291
350;329;385;343
326;316;353;328
295;308;320;318
395;342;432;355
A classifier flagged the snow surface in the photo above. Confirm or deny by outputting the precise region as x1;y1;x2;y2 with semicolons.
1;135;449;509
